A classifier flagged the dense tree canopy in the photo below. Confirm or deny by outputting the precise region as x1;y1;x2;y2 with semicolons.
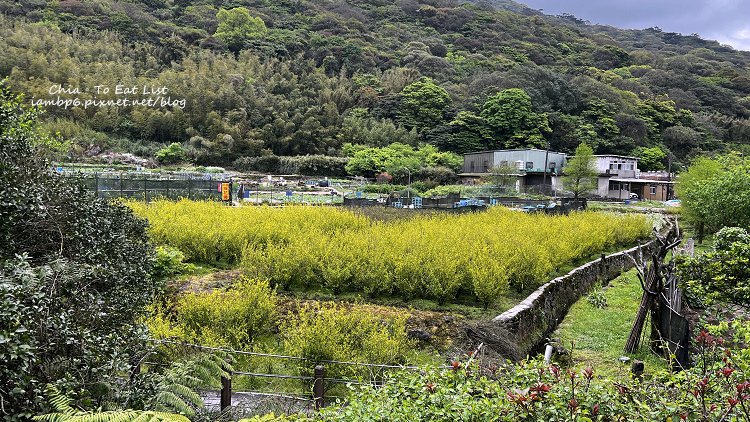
397;77;452;133
676;155;750;241
480;88;550;149
1;0;750;168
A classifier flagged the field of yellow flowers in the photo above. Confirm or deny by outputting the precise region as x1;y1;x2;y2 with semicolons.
129;200;651;305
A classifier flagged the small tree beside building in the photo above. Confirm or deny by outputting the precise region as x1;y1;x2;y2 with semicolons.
563;142;598;199
487;162;518;194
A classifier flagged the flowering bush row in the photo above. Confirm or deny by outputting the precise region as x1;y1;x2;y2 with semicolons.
242;207;650;305
129;200;651;306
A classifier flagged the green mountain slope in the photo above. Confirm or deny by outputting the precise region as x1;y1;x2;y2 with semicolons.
1;0;748;170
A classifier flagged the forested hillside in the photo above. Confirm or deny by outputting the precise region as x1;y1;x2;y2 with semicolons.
2;0;750;170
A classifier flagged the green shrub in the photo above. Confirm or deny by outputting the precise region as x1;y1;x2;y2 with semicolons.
281;303;413;366
155;142;188;165
360;183;407;194
152;245;187;280
586;287;608;308
316;329;750;421
679;226;750;306
153;278;277;348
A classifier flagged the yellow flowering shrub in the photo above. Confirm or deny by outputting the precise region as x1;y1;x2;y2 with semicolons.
130;200;651;306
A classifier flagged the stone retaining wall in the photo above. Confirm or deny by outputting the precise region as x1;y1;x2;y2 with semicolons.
492;220;677;356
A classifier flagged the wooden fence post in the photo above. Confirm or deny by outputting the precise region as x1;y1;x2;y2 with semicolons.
313;365;325;410
220;375;231;411
94;172;99;198
631;360;644;381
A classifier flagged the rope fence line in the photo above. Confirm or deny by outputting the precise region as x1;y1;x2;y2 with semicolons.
147;338;475;412
152;338;436;370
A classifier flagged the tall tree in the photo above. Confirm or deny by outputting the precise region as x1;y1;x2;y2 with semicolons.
447;111;492;153
563;142;598;199
480;88;550;149
634;146;667;171
397;77;452;133
214;7;267;52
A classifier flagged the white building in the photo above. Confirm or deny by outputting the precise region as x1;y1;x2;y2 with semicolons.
594;155;639;198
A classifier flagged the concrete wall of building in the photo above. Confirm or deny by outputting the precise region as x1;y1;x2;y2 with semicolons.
494;150;567;174
462;151;495;173
596;177;609;197
594;155;638;179
598;177;634;199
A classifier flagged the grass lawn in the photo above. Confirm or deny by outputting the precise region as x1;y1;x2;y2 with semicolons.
554;269;667;377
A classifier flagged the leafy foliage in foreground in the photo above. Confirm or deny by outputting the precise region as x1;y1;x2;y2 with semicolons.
35;352;232;422
35;386;189;422
0;80;158;419
680;226;750;306
314;329;750;421
676;155;750;240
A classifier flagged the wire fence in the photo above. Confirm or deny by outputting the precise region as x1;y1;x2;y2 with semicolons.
144;338;478;416
59;171;228;201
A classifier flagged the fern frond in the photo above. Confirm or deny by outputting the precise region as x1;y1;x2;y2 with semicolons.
153;391;194;417
43;385;75;413
165;383;203;408
35;410;189;422
150;351;233;416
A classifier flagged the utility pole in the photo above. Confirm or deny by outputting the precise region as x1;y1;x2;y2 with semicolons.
403;167;412;201
667;152;673;200
542;143;550;196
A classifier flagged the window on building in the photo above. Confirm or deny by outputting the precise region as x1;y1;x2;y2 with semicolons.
609;163;616;170
526;161;534;170
499;161;508;166
650;185;657;195
609;181;620;191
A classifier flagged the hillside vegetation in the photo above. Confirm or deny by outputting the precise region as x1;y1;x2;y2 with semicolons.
2;0;750;173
